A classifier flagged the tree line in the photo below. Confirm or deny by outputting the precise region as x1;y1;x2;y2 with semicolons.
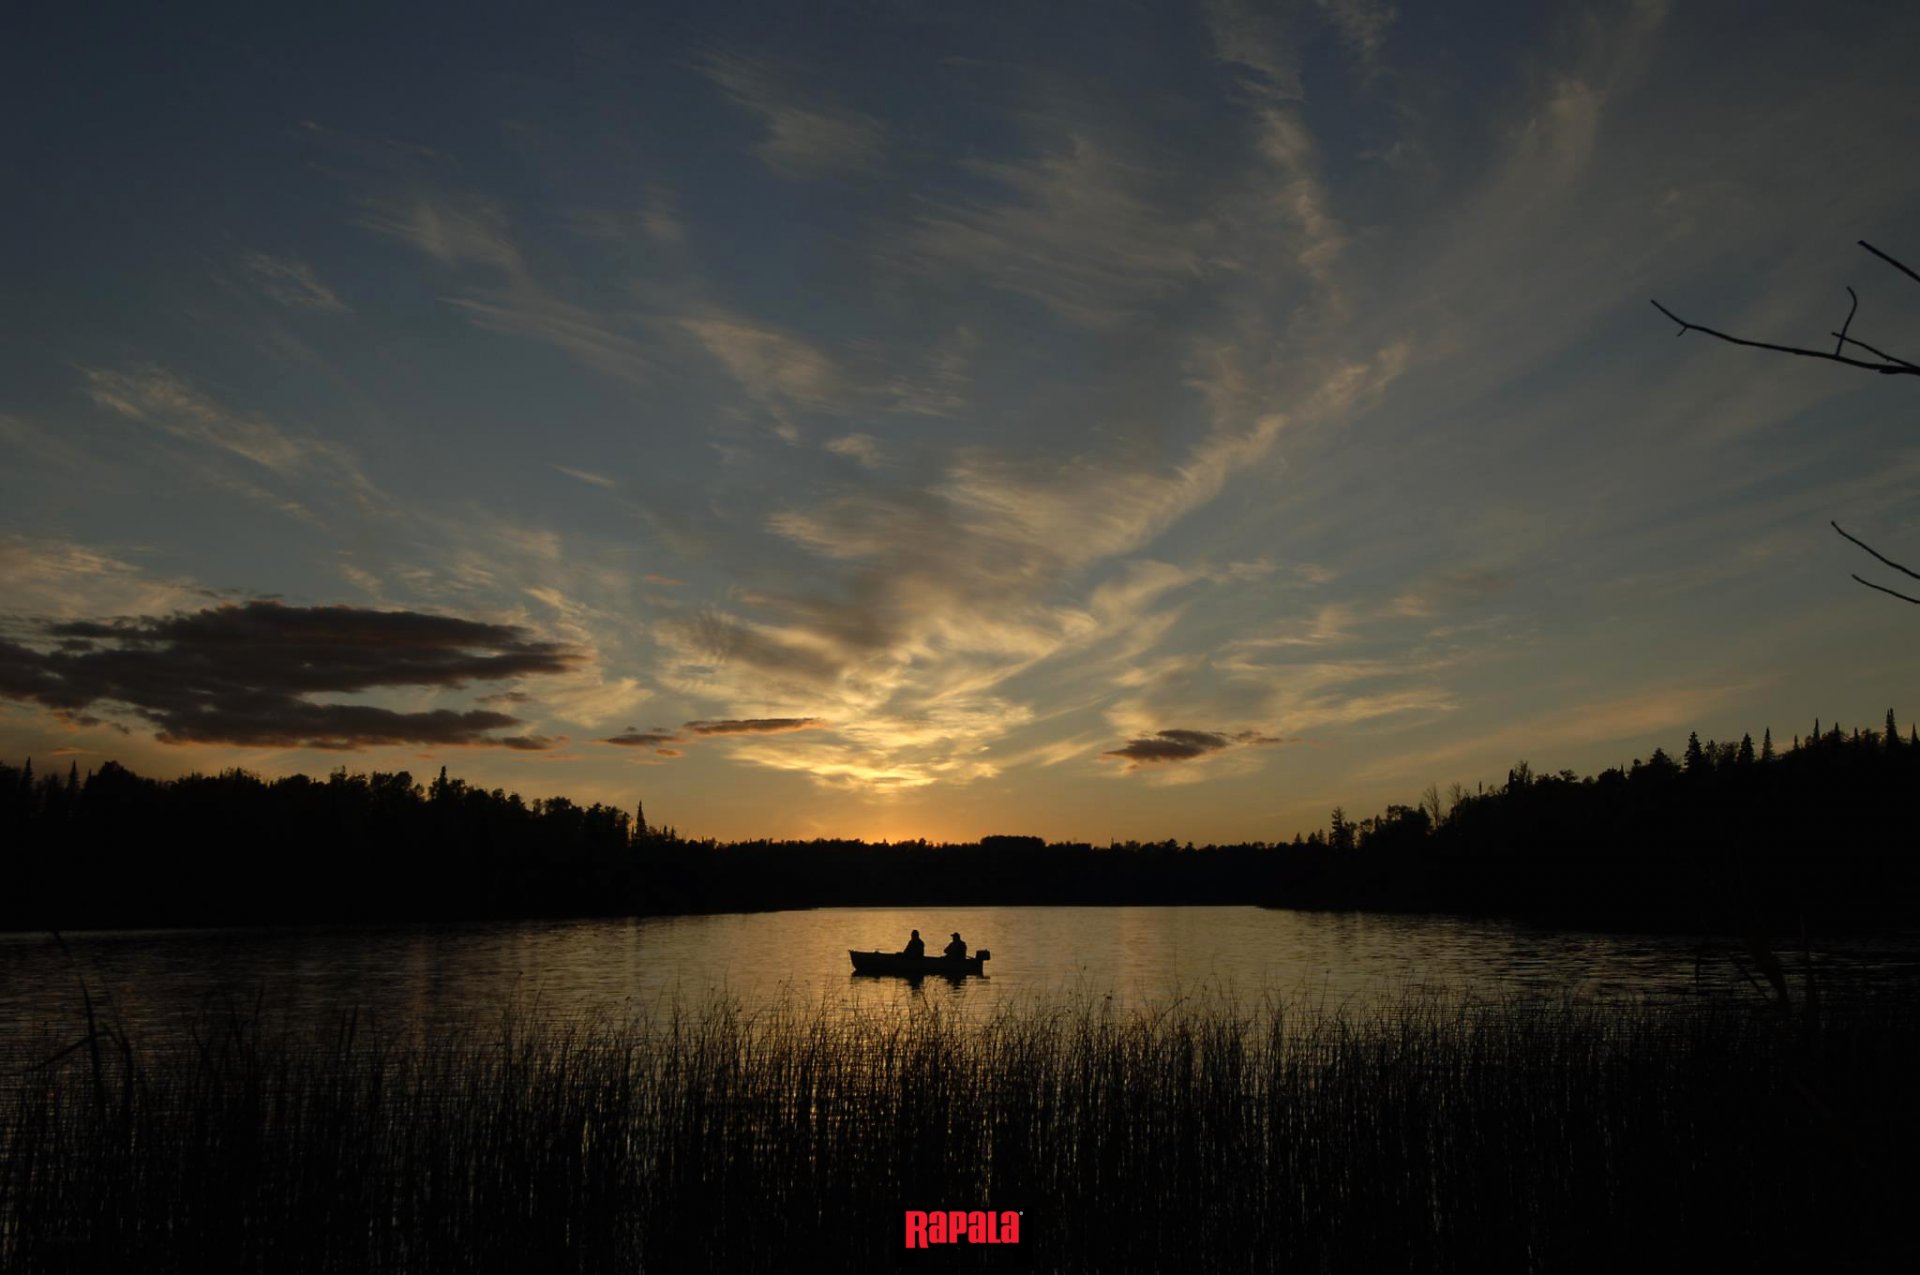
4;711;1916;931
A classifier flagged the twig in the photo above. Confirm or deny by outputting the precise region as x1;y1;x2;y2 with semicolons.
1834;286;1858;357
1648;300;1915;375
1827;332;1920;371
1860;239;1920;287
1832;521;1920;581
1850;574;1920;605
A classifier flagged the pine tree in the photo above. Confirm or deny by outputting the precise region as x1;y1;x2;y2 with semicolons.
1737;734;1755;766
1887;708;1900;750
1761;728;1775;762
1329;807;1353;851
1684;731;1706;774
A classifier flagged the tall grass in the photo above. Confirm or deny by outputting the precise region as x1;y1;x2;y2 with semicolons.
3;987;1915;1271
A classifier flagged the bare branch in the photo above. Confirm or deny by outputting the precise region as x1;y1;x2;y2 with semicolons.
1832;521;1920;581
1827;332;1920;371
1860;240;1920;288
1834;286;1858;357
1850;574;1920;605
1648;299;1915;375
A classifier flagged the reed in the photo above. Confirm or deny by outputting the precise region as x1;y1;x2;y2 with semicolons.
3;987;1913;1271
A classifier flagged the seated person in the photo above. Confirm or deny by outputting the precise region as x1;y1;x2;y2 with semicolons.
903;929;925;958
944;932;967;959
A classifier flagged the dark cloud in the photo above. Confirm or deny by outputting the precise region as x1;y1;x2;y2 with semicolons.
600;729;683;748
684;717;824;735
1104;729;1233;764
0;601;579;750
1104;728;1286;767
597;719;821;752
685;611;844;682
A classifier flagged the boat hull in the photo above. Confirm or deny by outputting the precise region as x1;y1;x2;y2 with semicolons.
849;949;989;978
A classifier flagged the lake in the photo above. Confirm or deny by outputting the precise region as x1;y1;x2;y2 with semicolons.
6;906;1919;1054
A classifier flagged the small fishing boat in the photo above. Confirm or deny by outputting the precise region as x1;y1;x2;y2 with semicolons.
849;948;991;978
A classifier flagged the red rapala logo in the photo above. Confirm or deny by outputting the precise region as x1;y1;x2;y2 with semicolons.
904;1210;1021;1249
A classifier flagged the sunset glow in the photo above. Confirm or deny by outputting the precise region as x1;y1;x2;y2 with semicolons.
4;1;1917;843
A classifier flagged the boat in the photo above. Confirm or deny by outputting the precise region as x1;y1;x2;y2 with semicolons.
849;948;991;978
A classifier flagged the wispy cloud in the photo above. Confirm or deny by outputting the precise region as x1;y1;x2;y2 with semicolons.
907;135;1215;328
1312;0;1397;73
0;536;210;624
239;251;349;313
552;464;618;489
701;53;884;179
450;292;654;387
81;365;383;515
825;433;884;468
358;192;523;272
679;313;844;432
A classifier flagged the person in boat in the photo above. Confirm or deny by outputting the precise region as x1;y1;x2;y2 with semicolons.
944;932;968;959
902;929;925;958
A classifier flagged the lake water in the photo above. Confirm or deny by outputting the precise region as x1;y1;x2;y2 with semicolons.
6;907;1919;1053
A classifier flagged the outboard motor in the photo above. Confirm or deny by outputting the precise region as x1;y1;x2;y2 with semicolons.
976;949;990;962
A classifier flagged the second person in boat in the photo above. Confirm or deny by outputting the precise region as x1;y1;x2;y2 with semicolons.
944;932;967;959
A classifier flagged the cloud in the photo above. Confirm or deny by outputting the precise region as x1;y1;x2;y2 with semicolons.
1205;0;1305;100
553;464;618;489
684;717;824;735
0;602;580;750
358;192;523;271
1104;727;1281;768
1391;568;1515;618
1312;0;1397;71
1200;4;1351;306
701;53;884;178
907;134;1215;328
81;365;382;512
0;536;209;624
601;728;683;747
679;313;844;427
869;326;976;417
239;251;349;313
452;290;656;386
825;434;884;468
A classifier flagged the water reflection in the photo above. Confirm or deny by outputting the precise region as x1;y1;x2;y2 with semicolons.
4;907;1918;1051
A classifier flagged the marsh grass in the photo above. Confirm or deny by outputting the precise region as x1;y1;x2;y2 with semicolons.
3;986;1915;1272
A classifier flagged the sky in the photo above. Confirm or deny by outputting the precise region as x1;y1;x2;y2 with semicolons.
3;0;1918;845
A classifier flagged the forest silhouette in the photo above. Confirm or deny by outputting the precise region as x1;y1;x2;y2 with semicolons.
5;712;1917;931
